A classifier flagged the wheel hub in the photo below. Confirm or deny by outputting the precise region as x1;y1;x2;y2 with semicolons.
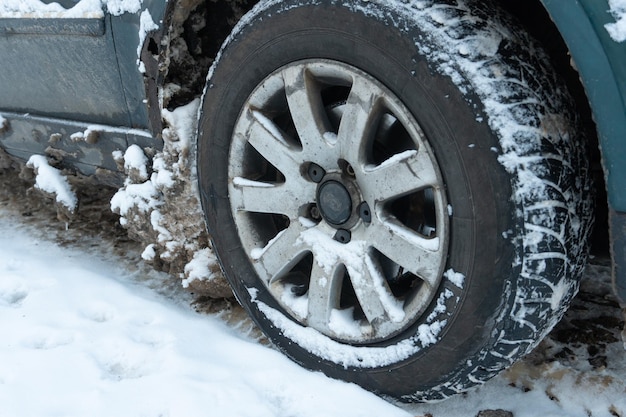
317;180;352;226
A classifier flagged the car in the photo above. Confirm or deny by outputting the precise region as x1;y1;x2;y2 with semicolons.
0;0;624;403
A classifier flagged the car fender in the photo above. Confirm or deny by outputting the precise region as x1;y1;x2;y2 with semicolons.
541;0;626;303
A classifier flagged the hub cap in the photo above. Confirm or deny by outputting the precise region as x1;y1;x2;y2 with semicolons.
318;180;352;226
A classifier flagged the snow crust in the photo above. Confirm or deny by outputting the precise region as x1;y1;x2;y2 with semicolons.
0;0;143;18
606;0;626;42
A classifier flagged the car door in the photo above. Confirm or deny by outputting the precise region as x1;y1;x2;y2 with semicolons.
0;0;130;127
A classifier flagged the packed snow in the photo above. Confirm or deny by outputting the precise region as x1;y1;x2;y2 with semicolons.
607;0;626;42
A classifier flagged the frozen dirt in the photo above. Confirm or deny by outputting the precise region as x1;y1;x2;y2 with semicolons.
0;168;625;417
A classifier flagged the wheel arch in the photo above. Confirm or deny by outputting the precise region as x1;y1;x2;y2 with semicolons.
153;0;258;113
536;0;626;303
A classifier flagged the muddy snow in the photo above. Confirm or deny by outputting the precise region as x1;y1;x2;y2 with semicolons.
0;169;625;417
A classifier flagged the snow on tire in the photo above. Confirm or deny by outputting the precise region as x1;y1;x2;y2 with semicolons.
197;0;594;402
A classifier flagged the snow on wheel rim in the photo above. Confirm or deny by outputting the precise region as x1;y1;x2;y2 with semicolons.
228;60;449;343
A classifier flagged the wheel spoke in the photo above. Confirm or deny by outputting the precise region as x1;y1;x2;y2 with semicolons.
230;180;315;216
243;111;302;178
282;66;335;164
306;262;343;331
348;254;405;324
253;223;310;284
360;150;440;203
337;76;383;160
367;221;444;288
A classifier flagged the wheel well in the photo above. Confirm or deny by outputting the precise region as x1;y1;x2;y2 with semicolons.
160;0;257;110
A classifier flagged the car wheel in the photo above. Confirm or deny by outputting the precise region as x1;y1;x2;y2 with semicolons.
197;0;593;401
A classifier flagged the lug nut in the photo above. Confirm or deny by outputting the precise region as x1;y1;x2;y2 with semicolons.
346;163;355;177
310;204;321;221
307;163;325;183
358;202;371;223
334;229;351;244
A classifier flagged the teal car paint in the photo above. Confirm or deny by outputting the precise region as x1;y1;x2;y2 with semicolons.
541;0;626;302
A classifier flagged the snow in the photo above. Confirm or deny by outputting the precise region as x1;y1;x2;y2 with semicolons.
375;149;418;170
253;295;421;368
1;0;623;413
444;268;465;289
606;0;626;42
123;144;150;181
252;110;290;146
105;0;142;16
25;155;77;213
137;9;159;72
110;180;160;226
0;0;143;18
0;215;408;417
233;177;276;188
329;309;363;338
181;248;220;289
0;199;624;417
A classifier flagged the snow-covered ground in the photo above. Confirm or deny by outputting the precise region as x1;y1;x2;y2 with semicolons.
0;181;625;417
0;209;406;417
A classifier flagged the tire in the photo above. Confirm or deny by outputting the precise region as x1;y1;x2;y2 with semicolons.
197;0;593;402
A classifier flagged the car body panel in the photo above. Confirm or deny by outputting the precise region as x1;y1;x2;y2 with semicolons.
542;0;626;303
0;9;130;126
0;1;167;181
540;0;626;303
109;0;169;132
541;0;626;212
